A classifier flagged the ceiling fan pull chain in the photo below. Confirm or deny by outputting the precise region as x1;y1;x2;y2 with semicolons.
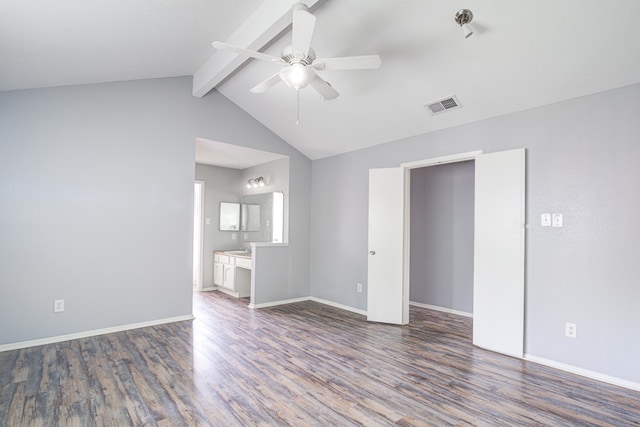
296;89;300;125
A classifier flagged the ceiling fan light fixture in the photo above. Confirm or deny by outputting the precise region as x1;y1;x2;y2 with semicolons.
280;63;316;89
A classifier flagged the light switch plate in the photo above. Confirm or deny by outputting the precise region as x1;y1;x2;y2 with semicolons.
205;218;211;225
541;213;551;227
552;213;563;227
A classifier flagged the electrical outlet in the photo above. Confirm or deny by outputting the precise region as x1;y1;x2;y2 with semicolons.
357;283;363;293
232;233;237;240
565;322;577;338
541;213;551;227
54;299;65;313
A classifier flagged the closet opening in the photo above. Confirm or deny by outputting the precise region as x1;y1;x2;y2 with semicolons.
408;161;475;325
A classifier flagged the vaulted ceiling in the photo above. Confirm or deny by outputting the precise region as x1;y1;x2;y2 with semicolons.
2;1;640;160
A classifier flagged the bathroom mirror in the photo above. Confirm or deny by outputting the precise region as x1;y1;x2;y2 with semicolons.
242;204;261;232
219;202;240;231
242;192;284;243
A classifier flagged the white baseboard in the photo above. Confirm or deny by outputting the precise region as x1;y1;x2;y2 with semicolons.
249;296;367;316
216;287;250;298
410;301;473;318
249;296;311;309
309;297;367;316
0;314;195;353
524;354;640;392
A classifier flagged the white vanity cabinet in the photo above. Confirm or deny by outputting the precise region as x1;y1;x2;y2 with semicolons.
213;261;224;287
213;251;251;298
223;263;236;289
213;253;227;287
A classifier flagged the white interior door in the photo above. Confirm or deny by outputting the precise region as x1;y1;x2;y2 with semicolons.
473;148;526;357
367;168;407;324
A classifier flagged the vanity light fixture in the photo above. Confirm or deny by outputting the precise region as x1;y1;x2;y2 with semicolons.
454;9;474;39
246;176;266;189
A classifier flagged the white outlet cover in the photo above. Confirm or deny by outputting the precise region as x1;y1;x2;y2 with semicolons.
565;322;577;338
232;233;237;240
205;218;211;225
552;213;563;227
54;299;64;312
541;213;551;227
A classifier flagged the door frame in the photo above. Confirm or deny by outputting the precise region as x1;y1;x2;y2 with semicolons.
399;150;483;321
193;180;205;292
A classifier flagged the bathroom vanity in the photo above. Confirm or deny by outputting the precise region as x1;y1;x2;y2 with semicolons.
213;250;252;298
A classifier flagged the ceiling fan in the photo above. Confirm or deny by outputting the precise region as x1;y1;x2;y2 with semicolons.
212;3;382;101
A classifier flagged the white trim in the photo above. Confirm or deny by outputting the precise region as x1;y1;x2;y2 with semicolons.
0;314;195;353
524;354;640;392
401;150;482;169
249;296;367;316
216;287;242;298
310;297;367;316
249;296;310;309
193;180;205;292
401;150;482;330
410;301;473;318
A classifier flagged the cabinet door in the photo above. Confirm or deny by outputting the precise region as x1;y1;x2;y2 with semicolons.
223;265;236;290
213;262;224;286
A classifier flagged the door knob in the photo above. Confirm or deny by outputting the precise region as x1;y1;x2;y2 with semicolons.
369;251;376;255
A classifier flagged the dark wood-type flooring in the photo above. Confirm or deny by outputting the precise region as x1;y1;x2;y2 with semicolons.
1;291;640;426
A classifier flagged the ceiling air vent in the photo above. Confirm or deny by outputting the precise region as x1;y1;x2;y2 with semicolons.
425;95;462;115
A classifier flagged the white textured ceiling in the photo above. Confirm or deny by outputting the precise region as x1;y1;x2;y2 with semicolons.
0;0;265;90
2;1;640;160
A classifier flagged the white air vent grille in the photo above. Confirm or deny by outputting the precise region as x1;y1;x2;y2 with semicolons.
425;95;462;115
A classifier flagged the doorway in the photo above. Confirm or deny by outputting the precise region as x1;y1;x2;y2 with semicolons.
367;149;526;358
409;161;475;318
193;180;204;291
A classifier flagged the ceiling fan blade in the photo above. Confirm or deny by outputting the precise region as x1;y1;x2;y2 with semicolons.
313;55;382;71
250;73;283;93
212;41;285;64
292;4;316;58
309;75;339;100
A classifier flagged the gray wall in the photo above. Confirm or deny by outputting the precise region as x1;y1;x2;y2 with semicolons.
195;163;242;289
310;83;640;383
409;162;474;313
0;76;312;345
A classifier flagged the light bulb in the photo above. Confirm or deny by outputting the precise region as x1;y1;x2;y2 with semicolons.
462;23;473;38
280;63;316;89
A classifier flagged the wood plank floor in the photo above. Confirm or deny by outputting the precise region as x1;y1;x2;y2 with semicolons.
2;291;640;426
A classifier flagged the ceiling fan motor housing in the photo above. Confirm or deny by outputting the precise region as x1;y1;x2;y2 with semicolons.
281;45;316;65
